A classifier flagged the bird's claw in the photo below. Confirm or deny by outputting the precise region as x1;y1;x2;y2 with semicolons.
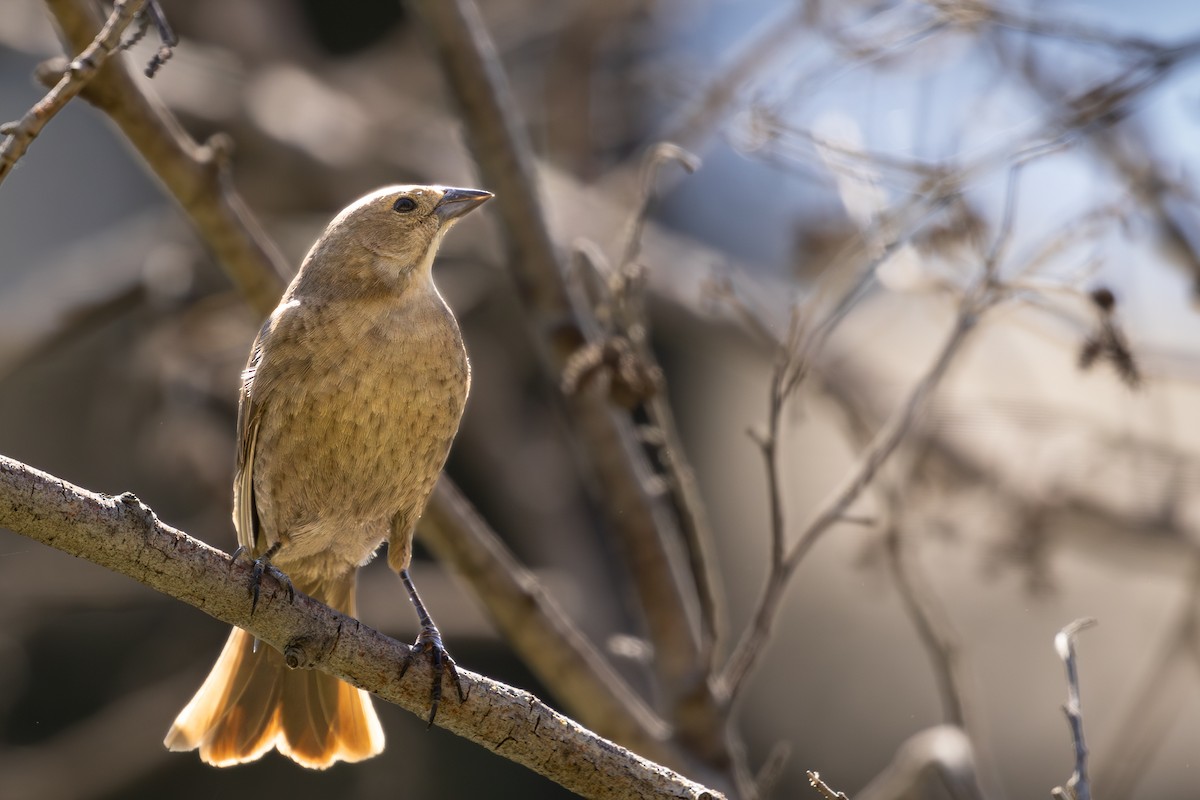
230;546;295;615
400;623;465;727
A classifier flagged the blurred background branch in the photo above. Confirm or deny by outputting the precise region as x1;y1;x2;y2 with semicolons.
0;0;145;183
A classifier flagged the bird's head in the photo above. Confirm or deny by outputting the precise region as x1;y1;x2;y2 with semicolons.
296;184;492;298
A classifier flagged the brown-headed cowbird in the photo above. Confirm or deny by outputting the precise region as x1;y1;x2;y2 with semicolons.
164;184;491;768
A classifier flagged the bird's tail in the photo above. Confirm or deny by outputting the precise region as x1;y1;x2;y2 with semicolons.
163;572;384;769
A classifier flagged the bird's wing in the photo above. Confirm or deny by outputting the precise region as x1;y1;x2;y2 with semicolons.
233;323;269;554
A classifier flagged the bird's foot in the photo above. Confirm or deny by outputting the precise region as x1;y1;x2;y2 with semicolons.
400;622;466;728
231;544;295;615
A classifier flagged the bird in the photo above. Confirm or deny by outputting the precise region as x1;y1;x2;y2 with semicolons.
164;183;492;769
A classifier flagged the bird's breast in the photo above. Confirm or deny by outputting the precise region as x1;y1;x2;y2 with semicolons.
251;293;469;546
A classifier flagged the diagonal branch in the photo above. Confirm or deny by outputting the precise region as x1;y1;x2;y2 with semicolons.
883;510;969;729
422;479;676;764
720;299;984;701
818;369;974;733
0;454;723;800
0;0;147;184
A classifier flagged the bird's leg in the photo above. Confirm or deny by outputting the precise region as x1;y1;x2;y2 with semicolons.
231;541;295;614
398;568;465;727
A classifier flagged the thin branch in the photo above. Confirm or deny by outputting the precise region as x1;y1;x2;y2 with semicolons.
132;0;176;78
714;90;1079;703
984;160;1024;277
814;332;977;741
721;299;984;701
1052;618;1097;800
883;516;968;727
41;0;290;316
606;143;726;663
406;0;714;724
821;372;980;752
421;479;678;767
0;0;147;185
758;362;787;579
615;144;702;281
977;3;1184;54
821;366;975;731
790;300;977;567
0;454;723;800
786;190;959;388
807;771;850;800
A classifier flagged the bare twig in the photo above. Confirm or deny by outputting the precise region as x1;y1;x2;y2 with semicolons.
561;142;738;771
883;512;969;727
714;56;1108;704
816;372;980;770
721;298;984;700
594;143;726;663
1052;618;1097;800
807;770;850;800
0;454;723;800
0;0;147;185
133;0;176;78
615;144;702;279
809;316;978;756
969;2;1181;53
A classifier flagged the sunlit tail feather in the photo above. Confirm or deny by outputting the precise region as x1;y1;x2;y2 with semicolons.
164;574;384;769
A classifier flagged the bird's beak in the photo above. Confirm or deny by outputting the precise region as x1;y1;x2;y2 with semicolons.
434;187;493;223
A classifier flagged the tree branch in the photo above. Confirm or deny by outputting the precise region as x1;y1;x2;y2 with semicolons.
0;454;723;800
0;0;147;185
1052;618;1096;800
720;300;983;701
610;144;725;664
422;479;677;765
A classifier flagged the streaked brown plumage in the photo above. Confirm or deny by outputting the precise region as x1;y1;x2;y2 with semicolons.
164;184;491;768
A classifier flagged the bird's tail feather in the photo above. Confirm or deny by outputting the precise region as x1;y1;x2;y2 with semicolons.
164;573;383;769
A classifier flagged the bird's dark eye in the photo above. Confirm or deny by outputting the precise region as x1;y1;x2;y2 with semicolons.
392;196;417;213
